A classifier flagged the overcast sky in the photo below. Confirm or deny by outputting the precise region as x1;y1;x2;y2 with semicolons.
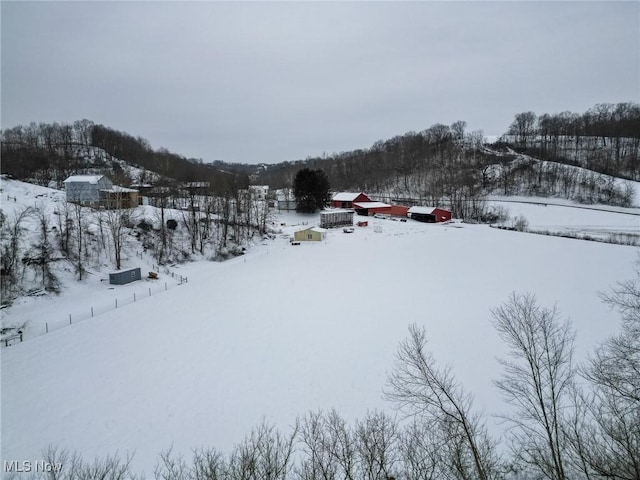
2;1;638;164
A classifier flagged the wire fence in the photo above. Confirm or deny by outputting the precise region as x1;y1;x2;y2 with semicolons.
2;266;189;346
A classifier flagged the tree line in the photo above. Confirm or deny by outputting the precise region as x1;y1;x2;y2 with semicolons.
260;103;637;215
259;122;496;219
505;102;640;180
0;120;256;193
11;267;639;480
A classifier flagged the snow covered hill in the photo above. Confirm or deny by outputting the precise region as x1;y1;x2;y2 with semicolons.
1;176;638;475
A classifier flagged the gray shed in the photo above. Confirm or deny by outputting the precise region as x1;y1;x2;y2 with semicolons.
109;267;142;285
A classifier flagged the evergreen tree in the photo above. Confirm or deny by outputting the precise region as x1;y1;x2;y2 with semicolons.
293;168;330;213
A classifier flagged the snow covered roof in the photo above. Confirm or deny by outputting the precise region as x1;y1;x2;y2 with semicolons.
332;192;366;202
353;202;391;209
63;175;105;184
408;206;437;215
296;226;327;234
101;186;139;193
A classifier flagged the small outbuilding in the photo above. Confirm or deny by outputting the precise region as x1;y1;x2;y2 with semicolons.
109;267;142;285
278;200;297;211
407;206;452;223
320;209;354;228
331;192;371;209
294;227;327;242
102;185;140;209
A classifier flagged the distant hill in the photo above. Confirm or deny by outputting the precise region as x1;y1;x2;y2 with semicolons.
2;102;638;216
0;120;254;192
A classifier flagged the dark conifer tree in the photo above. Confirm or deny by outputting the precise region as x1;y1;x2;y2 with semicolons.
293;168;330;213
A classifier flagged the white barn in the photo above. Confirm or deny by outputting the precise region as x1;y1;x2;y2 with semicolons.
63;175;113;206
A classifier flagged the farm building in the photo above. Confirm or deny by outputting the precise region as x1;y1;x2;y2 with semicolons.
407;206;452;223
64;175;139;208
277;200;297;211
331;192;371;209
353;202;410;217
294;227;327;242
275;189;297;211
389;205;410;217
320;209;354;228
353;202;391;216
109;267;142;285
64;175;113;206
102;185;140;209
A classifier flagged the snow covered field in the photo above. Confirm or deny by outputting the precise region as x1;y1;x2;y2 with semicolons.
1;182;639;475
487;195;640;242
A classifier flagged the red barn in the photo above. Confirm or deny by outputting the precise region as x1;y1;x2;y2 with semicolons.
353;201;391;216
389;205;409;217
331;192;371;209
407;206;452;223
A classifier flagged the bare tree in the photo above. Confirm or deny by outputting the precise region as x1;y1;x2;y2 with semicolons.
55;198;73;256
0;206;33;301
492;293;575;480
568;266;640;479
324;409;358;480
41;445;138;480
155;445;191;480
32;203;59;292
508;112;538;149
296;410;341;480
191;447;227;480
385;324;500;480
181;186;201;255
101;189;136;270
69;197;90;281
398;418;443;480
227;419;298;480
355;410;400;480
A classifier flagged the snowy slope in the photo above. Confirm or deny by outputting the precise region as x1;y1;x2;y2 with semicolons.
2;205;637;475
487;195;639;241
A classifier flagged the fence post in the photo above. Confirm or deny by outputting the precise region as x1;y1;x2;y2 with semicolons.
69;314;72;325
46;322;48;333
134;293;136;302
91;307;94;317
149;288;151;297
165;282;167;291
115;298;118;308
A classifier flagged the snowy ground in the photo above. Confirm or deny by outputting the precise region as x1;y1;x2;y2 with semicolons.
1;182;639;475
487;195;639;242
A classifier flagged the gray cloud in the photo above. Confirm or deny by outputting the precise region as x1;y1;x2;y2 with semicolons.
2;1;638;164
